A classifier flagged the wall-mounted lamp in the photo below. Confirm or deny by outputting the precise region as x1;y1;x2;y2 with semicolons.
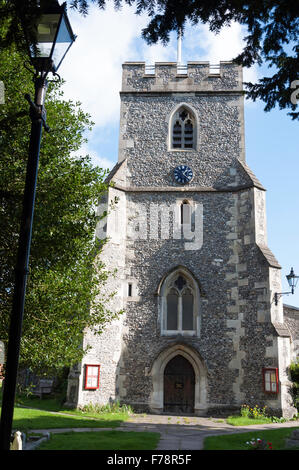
274;267;299;305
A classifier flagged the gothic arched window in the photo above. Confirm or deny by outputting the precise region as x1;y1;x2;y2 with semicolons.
159;269;200;336
171;107;195;150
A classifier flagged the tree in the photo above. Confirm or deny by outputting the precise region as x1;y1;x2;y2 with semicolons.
1;0;297;119
289;360;299;412
0;30;119;374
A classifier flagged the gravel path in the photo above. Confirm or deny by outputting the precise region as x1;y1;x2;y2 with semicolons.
25;414;299;450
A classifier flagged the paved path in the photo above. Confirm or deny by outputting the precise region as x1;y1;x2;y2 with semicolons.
119;414;299;450
26;414;299;450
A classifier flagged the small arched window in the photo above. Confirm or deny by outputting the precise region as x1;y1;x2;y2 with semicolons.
159;269;200;336
171;107;195;149
180;200;191;225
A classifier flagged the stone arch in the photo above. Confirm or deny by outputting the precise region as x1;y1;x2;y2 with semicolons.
149;343;208;415
156;265;204;296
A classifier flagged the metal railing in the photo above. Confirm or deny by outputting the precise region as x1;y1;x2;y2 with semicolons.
144;63;221;75
209;64;221;74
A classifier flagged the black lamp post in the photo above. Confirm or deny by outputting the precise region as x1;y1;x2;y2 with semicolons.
274;267;299;305
0;1;76;451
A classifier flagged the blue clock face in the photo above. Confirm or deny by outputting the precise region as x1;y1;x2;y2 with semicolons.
174;165;193;184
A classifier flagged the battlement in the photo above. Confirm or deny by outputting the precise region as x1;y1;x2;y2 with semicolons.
121;61;243;93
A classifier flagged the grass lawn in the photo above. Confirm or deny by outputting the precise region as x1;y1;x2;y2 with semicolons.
226;415;273;426
15;395;67;412
37;430;160;450
10;406;128;432
0;392;161;450
14;395;127;419
203;428;299;450
0;388;131;431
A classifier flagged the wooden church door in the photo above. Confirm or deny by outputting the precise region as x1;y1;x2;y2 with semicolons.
163;355;195;414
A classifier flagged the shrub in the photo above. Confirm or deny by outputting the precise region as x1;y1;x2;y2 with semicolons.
240;404;268;419
289;361;299;383
289;361;299;412
245;438;273;450
78;400;133;415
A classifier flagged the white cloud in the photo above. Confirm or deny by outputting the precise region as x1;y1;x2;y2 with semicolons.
73;142;114;170
59;3;175;130
183;21;259;84
58;5;259;164
90;153;114;170
59;4;143;127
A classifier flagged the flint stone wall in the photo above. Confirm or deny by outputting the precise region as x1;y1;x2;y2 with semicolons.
68;62;296;417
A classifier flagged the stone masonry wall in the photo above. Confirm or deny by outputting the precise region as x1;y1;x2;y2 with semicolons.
113;187;283;413
69;61;295;417
284;305;299;359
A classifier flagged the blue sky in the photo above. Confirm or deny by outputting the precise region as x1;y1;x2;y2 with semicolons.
59;3;299;307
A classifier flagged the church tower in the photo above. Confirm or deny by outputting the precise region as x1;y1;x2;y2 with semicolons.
66;59;296;418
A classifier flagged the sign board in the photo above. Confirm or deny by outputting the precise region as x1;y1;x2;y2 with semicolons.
84;364;100;390
263;367;279;394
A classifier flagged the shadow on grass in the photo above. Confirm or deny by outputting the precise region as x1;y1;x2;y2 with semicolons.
37;430;160;451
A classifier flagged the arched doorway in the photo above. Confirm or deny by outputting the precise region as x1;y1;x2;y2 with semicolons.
149;343;208;415
163;355;195;413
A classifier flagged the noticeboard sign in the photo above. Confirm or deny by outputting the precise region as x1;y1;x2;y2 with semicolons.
84;364;100;390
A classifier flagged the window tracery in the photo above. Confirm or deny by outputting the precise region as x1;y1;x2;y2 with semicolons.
160;269;200;336
171;107;195;149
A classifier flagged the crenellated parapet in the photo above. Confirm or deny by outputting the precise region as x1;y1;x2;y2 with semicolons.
121;61;243;93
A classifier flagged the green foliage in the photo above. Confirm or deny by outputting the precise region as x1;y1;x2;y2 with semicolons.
289;360;299;383
78;400;133;415
245;438;273;450
289;360;299;411
0;26;119;373
10;406;127;431
227;415;272;426
204;428;298;451
240;404;268;420
227;404;291;425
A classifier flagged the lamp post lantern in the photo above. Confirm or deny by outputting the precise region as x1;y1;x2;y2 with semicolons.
286;267;299;294
274;267;299;306
28;0;76;74
0;1;75;451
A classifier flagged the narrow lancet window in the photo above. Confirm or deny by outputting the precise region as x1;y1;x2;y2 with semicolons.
180;201;191;225
167;288;178;330
173;121;182;148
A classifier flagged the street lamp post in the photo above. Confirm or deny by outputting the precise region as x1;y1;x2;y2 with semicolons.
274;267;299;305
0;1;76;451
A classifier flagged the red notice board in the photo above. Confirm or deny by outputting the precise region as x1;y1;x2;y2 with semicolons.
263;368;279;394
84;364;100;390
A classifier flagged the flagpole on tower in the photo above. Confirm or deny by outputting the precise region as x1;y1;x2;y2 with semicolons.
177;28;182;65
